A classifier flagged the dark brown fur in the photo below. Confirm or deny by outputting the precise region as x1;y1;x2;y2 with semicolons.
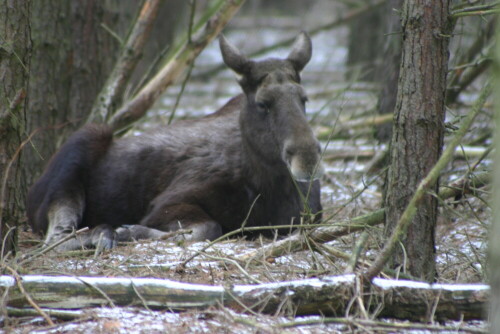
27;33;323;250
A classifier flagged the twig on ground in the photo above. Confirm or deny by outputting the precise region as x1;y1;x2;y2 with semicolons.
345;231;369;274
200;252;262;284
277;316;487;333
18;227;89;266
5;307;83;321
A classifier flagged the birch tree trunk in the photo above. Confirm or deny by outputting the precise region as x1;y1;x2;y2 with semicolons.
383;0;451;281
0;0;31;257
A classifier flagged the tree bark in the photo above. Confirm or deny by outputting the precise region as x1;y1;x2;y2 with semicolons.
383;0;451;281
0;274;488;320
0;0;31;257
23;1;128;188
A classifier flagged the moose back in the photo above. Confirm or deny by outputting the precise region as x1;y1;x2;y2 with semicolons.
27;32;323;251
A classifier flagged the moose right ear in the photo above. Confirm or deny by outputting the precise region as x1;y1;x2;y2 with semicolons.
219;35;249;75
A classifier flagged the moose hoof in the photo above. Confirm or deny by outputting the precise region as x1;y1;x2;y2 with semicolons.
90;225;117;250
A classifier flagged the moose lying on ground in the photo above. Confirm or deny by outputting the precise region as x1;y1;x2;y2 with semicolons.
27;32;323;251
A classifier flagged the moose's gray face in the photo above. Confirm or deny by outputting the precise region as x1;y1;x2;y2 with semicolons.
219;32;324;182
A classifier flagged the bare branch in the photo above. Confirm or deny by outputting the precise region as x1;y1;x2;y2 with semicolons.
109;0;246;133
88;0;163;123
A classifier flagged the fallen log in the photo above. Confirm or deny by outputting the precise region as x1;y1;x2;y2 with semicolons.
0;274;488;321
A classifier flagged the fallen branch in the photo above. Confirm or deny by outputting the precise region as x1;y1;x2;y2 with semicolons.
438;171;490;200
109;0;245;132
0;274;489;321
316;113;393;141
5;307;83;321
237;209;385;262
278;316;488;333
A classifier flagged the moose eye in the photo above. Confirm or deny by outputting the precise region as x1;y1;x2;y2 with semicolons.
256;102;268;114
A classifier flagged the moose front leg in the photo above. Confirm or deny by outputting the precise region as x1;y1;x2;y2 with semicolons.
44;198;116;251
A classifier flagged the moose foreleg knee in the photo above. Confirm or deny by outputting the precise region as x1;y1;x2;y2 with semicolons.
44;199;84;249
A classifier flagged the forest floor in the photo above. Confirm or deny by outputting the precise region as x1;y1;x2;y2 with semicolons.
1;4;493;333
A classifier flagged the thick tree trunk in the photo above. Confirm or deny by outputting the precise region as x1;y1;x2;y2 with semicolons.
383;1;451;281
0;0;31;257
23;1;128;187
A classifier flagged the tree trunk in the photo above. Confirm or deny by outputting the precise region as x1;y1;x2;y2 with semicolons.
0;0;31;257
23;1;129;188
383;0;451;281
373;0;402;142
346;1;384;82
489;18;500;334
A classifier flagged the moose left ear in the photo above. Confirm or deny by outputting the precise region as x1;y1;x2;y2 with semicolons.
219;34;250;75
287;32;312;72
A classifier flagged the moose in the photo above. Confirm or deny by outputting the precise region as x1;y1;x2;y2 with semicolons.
27;32;323;251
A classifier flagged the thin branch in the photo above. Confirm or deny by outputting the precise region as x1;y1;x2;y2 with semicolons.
344;231;369;273
451;1;500;18
88;0;162;124
168;59;195;125
17;227;89;266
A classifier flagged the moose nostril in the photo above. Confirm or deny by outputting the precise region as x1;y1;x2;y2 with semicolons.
285;146;296;159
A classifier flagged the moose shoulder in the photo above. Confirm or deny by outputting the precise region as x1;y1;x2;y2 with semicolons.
27;32;323;251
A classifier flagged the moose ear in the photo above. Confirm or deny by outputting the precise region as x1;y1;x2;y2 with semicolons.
219;34;249;75
287;32;312;72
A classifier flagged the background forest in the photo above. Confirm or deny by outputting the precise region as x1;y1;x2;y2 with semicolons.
0;0;498;332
